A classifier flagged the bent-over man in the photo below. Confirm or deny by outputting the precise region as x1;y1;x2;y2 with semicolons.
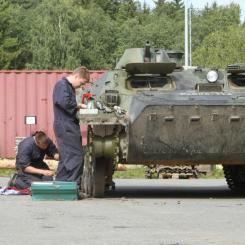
12;131;59;189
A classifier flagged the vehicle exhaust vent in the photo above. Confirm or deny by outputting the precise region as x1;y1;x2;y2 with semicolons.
196;84;223;92
227;63;245;74
228;74;245;87
105;90;120;107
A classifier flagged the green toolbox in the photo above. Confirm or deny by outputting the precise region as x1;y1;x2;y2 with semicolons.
31;181;79;201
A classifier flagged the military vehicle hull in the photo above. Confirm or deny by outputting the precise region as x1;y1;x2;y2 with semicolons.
79;96;245;197
78;44;245;197
128;94;245;165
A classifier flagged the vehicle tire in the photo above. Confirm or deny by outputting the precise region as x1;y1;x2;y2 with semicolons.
92;157;106;197
81;150;93;196
82;154;106;197
223;165;245;192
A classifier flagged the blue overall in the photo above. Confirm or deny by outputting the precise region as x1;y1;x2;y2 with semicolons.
53;77;84;185
15;136;57;189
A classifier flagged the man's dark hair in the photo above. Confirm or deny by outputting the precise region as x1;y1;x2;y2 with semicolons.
32;131;48;144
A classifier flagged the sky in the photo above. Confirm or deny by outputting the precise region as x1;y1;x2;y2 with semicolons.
140;0;245;21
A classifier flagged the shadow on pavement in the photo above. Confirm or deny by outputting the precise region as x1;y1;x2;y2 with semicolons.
105;183;245;199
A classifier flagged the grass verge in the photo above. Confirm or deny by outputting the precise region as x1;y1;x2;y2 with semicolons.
0;167;224;179
200;168;224;179
114;167;146;179
0;169;15;177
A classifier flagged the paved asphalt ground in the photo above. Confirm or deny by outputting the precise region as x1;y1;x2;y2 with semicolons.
0;177;245;245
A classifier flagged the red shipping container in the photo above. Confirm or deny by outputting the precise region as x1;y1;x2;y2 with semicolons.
0;70;105;158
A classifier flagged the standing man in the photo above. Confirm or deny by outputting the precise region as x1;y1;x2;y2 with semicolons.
53;66;90;185
11;131;59;189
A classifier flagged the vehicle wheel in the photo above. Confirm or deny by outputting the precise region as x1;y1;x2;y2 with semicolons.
81;150;93;196
105;158;115;191
92;157;106;197
81;154;106;197
223;165;245;192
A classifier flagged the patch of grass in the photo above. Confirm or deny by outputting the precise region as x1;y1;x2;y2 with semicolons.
0;169;15;177
199;168;224;179
114;167;146;179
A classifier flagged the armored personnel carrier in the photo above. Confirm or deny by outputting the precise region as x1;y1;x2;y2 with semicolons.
78;42;245;197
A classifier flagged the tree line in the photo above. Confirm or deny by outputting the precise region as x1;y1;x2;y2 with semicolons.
0;0;244;70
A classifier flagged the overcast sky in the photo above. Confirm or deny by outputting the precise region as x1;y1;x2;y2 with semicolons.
140;0;245;21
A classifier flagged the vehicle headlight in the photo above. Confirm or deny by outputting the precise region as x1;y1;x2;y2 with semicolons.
206;70;219;83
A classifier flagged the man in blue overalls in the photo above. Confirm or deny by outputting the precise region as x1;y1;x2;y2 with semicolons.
12;131;59;189
53;67;90;186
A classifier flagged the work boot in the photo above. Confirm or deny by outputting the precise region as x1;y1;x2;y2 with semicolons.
105;180;115;191
7;173;18;188
78;190;90;200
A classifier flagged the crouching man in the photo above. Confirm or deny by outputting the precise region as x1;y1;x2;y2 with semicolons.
11;131;59;189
